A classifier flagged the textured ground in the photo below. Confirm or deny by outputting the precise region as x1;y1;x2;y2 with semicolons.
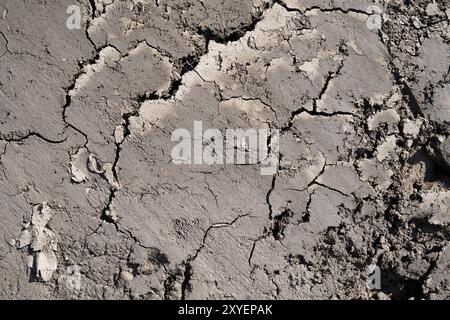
0;0;449;300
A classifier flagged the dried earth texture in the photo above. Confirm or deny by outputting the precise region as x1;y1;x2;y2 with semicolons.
0;0;449;300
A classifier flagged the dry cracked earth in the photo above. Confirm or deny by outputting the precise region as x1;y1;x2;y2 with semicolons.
0;0;450;300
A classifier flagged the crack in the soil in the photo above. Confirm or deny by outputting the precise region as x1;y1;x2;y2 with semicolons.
275;0;376;16
0;132;67;144
281;46;349;132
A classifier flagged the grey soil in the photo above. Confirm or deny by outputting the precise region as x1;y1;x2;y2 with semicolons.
0;0;449;300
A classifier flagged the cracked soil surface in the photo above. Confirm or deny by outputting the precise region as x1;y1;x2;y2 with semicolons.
1;0;450;300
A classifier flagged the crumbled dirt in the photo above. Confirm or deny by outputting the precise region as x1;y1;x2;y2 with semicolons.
0;0;449;300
